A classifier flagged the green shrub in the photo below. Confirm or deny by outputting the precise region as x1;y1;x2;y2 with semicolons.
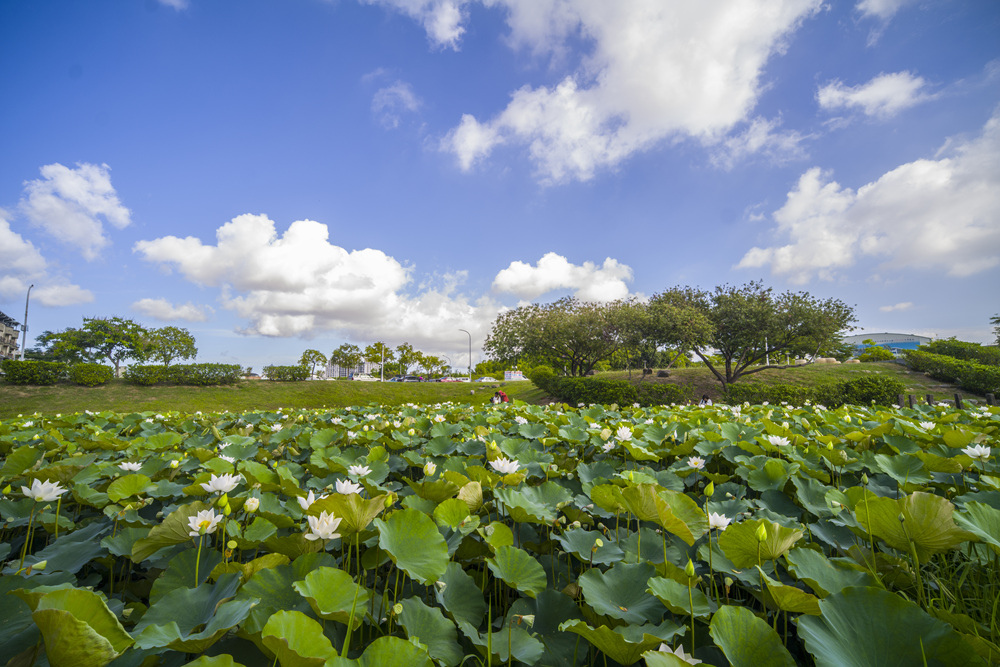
166;363;243;386
831;374;907;406
69;363;113;387
263;365;309;381
923;338;1000;367
636;382;692;406
525;366;558;393
0;360;67;385
723;382;813;406
858;346;895;362
904;350;1000;396
124;364;167;385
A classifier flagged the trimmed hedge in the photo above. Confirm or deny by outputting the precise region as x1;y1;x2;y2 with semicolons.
723;382;813;406
725;374;907;407
124;363;244;386
831;375;907;406
124;364;167;386
525;367;692;407
858;347;895;362
0;360;67;385
69;363;114;387
263;365;310;381
922;339;1000;367
904;349;1000;396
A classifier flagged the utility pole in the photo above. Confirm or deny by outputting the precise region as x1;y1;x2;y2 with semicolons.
459;329;472;381
19;284;33;361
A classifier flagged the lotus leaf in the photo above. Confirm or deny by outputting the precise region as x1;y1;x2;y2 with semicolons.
293;566;370;629
555;527;625;565
23;588;133;667
709;605;796;667
854;491;976;560
150;545;222;602
953;501;1000;554
718;519;803;568
435;561;487;627
397;596;462;667
237;553;337;634
131;501;212;561
647;576;714;618
756;567;821;614
784;547;876;597
559;619;682;666
375;508;449;584
578;562;664;625
261;609;337;667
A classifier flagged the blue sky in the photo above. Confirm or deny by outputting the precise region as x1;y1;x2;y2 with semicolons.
1;0;998;373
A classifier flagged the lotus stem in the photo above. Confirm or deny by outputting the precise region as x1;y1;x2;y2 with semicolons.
194;535;204;587
54;496;63;540
343;573;362;658
18;504;37;573
688;578;696;653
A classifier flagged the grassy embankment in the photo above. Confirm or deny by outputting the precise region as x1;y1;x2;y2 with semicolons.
0;361;975;418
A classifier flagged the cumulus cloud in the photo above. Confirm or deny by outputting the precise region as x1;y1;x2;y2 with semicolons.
737;111;1000;283
711;116;810;169
817;71;931;119
133;298;212;322
879;302;913;313
19;162;131;260
856;0;917;21
430;0;821;182
0;210;93;306
492;252;633;302
133;214;505;348
372;80;422;128
360;0;467;49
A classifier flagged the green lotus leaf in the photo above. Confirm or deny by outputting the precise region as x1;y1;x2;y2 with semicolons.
149;545;223;603
953;501;1000;554
589;483;628;514
746;458;799;492
873;453;930;487
518;422;549;440
308;493;390;536
376;508;450;585
8;521;107;575
495;482;573;525
797;587;987;666
457;620;545;666
264;532;326;560
579;562;663;625
131;501;212;561
185;656;247;667
718;519;803;568
261;609;337;667
623;441;660;462
555;527;625;565
480;521;514;551
133;573;257;653
487;545;548;599
331;635;435;667
854;491;976;560
106;473;153;503
756;567;821;615
2;445;44;477
709;604;796;667
618;484;706;546
433;498;472;529
101;526;149;558
641;648;707;667
558;619;673;666
784;547;876;597
397;596;462;667
28;588;133;667
292;566;370;629
405;478;460;503
942;429;974;448
234;516;278;550
435;561;487;628
237;553;336;634
456;481;483;512
647;576;714;619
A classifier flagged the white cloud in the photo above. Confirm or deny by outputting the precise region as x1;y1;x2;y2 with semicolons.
711;116;810;170
19;162;131;260
133;214;504;348
158;0;189;9
856;0;917;21
737;111;1000;283
879;302;913;312
817;71;931;119
372;81;422;129
0;210;93;306
133;298;212;322
492;252;633;301
360;0;468;49
433;0;821;182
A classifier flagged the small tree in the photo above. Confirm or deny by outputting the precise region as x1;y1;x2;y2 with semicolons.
146;326;198;366
329;343;362;376
299;349;328;378
991;314;1000;346
395;342;417;375
363;342;395;377
858;339;894;362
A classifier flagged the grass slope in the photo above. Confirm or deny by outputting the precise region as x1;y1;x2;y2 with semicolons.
0;362;972;418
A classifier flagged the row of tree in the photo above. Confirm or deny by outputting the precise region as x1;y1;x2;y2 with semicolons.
299;341;464;378
483;281;857;389
27;317;197;376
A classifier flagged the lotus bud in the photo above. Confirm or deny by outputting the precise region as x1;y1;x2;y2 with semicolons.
218;494;230;508
705;481;715;498
827;442;834;451
424;462;437;476
227;540;237;550
434;581;447;592
170;460;180;468
756;523;768;542
244;497;259;513
684;558;696;579
32;560;47;571
384;495;395;508
861;473;869;486
392;603;403;616
898;513;906;523
594;538;604;548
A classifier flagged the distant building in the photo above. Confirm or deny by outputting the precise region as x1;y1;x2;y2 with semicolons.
844;332;932;356
0;310;21;360
324;361;383;379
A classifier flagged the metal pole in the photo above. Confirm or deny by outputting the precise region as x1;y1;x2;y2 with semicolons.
459;329;471;381
380;345;384;382
20;284;33;361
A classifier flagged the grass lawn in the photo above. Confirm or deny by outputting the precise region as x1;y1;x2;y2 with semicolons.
0;361;975;418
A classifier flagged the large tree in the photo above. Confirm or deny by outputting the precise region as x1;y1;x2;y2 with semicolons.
41;317;149;375
299;349;328;378
146;326;198;366
363;342;395;377
656;282;856;389
484;297;631;376
329;343;362;376
395;342;417;375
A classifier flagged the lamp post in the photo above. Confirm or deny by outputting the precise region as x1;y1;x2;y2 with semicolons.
19;284;33;361
459;329;472;381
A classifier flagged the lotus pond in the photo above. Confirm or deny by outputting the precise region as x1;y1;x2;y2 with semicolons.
1;399;998;666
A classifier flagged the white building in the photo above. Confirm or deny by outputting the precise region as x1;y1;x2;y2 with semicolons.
843;332;932;355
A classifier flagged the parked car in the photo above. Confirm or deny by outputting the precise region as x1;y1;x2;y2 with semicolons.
475;376;498;382
401;375;423;382
351;373;378;381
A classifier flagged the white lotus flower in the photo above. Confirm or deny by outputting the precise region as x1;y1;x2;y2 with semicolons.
21;479;67;503
766;435;790;447
305;511;343;541
348;464;371;477
515;416;528;425
615;425;632;441
919;421;935;430
602;441;616;453
657;643;702;665
187;509;222;536
118;461;142;472
244;497;260;512
708;512;732;531
336;479;364;495
963;445;991;462
219;454;236;464
490;457;520;475
201;473;241;495
687;456;705;470
423;462;437;476
297;490;328;510
433;415;445;423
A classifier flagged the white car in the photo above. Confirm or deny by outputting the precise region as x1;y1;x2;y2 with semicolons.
475;376;498;382
352;373;378;381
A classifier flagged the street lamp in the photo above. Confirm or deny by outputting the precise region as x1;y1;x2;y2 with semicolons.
19;284;33;361
458;329;472;381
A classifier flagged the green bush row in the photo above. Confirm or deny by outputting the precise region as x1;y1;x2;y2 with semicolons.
1;360;70;385
723;374;908;407
904;349;1000;396
527;367;692;407
921;339;1000;367
263;365;310;381
123;363;244;386
68;363;114;387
